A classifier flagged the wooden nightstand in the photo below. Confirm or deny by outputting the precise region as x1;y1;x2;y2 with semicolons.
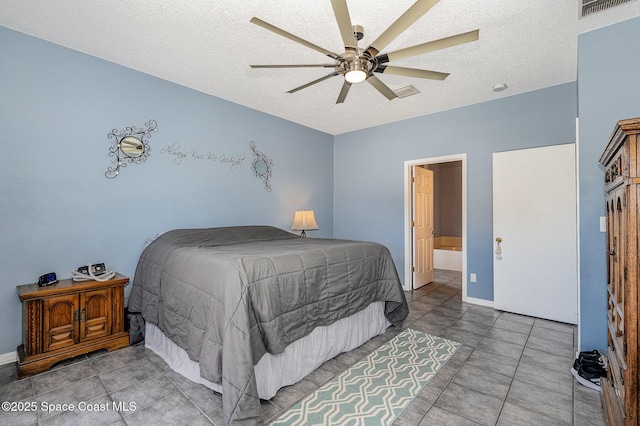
16;273;130;378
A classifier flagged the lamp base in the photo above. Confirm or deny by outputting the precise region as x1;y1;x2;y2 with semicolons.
300;230;306;237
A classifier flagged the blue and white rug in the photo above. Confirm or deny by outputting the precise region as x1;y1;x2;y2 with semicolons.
270;328;461;425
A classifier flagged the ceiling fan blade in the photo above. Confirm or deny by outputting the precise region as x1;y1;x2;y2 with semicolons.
366;75;398;100
251;64;337;68
287;72;339;94
375;65;449;80
250;17;342;60
336;81;352;104
364;0;440;58
379;30;480;64
331;0;356;49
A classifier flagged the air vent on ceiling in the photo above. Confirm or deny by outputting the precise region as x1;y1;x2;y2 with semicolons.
393;85;421;99
581;0;634;17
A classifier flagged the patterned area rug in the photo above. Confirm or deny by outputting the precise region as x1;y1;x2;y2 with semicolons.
270;328;461;425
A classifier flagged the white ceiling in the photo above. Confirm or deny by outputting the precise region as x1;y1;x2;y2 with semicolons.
1;0;639;135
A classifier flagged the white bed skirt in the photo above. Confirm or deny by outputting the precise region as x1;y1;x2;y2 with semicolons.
145;301;390;399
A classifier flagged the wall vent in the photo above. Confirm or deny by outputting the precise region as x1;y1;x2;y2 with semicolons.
581;0;635;17
394;85;421;98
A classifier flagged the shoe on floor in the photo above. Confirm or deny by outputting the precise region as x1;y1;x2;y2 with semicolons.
571;359;604;392
577;350;605;367
575;358;606;378
577;349;602;359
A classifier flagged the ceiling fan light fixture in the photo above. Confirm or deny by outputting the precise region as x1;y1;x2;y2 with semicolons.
250;1;481;103
345;69;367;83
343;56;370;83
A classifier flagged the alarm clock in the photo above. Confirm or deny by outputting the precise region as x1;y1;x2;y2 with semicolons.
37;272;58;287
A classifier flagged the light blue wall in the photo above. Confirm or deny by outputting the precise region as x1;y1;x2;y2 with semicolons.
577;17;640;351
3;16;637;357
334;83;578;301
0;27;334;355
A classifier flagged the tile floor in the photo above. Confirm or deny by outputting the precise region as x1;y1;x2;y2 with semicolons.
0;269;605;425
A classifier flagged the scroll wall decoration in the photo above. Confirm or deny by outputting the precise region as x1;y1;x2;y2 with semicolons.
250;141;273;192
105;119;157;179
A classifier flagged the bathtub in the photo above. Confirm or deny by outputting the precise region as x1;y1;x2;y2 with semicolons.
434;236;462;271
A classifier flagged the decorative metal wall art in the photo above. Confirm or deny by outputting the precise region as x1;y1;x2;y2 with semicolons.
250;141;273;192
105;119;157;179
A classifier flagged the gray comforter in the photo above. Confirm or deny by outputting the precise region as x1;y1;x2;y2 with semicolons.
128;226;408;425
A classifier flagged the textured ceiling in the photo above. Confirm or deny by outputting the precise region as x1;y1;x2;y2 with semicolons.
1;0;639;135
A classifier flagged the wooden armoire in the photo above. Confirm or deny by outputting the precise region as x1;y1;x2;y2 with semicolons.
600;117;640;426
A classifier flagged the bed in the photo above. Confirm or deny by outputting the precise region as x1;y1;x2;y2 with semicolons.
127;225;408;425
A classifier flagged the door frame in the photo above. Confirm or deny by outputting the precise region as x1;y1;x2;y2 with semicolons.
403;153;467;299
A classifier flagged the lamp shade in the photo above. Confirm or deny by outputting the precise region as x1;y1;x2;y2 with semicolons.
291;210;318;231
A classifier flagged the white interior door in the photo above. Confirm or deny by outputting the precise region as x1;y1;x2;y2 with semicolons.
493;144;577;324
413;166;434;288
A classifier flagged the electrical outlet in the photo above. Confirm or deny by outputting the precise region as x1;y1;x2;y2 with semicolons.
470;273;477;283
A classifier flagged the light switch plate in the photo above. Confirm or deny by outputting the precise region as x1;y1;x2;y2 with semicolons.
600;216;606;233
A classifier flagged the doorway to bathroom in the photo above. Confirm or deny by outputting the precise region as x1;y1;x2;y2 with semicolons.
404;154;467;300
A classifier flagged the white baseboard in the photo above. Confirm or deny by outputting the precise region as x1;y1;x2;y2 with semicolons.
0;351;18;366
464;296;495;308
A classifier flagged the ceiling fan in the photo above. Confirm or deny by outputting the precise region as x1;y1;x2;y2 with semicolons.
250;0;479;104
